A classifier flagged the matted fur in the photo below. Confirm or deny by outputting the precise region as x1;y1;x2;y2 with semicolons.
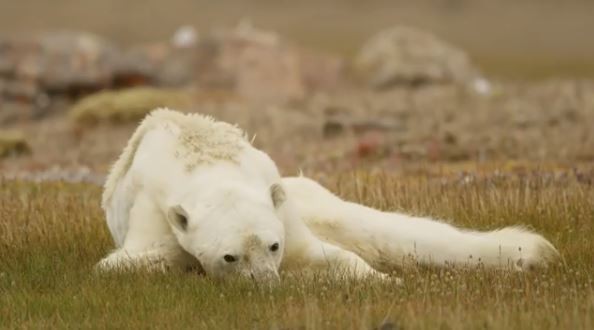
102;108;246;209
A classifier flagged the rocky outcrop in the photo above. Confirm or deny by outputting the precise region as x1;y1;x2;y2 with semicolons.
354;26;487;91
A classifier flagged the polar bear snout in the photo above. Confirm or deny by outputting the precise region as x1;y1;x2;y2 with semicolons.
214;235;283;282
202;251;281;282
240;266;280;283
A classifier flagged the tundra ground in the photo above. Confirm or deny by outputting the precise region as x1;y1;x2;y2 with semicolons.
1;170;592;329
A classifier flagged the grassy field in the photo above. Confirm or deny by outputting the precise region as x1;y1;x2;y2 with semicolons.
1;171;592;329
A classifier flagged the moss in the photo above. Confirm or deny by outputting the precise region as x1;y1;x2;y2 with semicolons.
0;131;31;157
69;87;193;125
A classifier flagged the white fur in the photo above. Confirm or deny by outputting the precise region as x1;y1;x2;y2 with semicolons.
282;177;559;272
98;108;558;282
98;109;380;280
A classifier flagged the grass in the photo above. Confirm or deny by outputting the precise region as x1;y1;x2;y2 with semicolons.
0;170;593;329
0;131;30;158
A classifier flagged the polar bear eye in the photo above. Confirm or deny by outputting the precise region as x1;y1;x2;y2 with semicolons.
223;254;237;263
269;243;279;252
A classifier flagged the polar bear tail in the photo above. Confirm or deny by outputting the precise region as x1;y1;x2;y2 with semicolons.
282;177;559;272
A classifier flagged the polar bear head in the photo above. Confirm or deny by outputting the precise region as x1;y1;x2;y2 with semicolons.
167;182;287;282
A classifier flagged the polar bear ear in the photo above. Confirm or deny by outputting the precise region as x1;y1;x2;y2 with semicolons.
270;183;286;209
167;205;189;232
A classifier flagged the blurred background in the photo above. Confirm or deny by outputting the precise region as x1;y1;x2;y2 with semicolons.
1;0;593;182
3;0;594;78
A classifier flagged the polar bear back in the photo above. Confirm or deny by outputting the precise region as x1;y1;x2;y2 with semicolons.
102;108;252;246
102;108;248;209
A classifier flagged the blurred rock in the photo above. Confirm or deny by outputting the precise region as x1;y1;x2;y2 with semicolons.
196;21;305;104
0;32;118;121
172;25;199;48
69;87;193;125
0;38;40;80
37;31;118;93
0;130;31;158
1;25;348;117
194;21;345;103
111;44;162;87
0;102;35;124
1;79;42;102
299;49;345;93
355;26;483;89
158;47;199;87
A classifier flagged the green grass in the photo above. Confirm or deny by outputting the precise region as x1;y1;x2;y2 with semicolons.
1;171;593;329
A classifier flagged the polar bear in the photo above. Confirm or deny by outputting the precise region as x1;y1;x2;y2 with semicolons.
97;108;379;280
97;108;558;280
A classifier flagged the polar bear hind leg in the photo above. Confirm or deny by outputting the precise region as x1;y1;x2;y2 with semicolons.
282;176;559;272
277;194;392;280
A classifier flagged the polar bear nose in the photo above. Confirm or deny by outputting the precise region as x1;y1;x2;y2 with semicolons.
241;266;279;283
250;270;280;284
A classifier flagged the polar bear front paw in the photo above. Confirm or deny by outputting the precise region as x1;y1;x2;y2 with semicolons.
95;249;168;273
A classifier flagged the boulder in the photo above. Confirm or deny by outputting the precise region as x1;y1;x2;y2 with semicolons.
195;21;304;104
354;26;482;89
0;32;118;121
37;31;119;93
195;21;345;103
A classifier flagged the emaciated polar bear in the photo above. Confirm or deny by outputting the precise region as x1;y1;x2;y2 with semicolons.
97;109;558;281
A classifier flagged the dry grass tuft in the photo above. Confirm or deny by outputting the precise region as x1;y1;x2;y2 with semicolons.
69;87;193;125
0;171;592;329
0;131;30;158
